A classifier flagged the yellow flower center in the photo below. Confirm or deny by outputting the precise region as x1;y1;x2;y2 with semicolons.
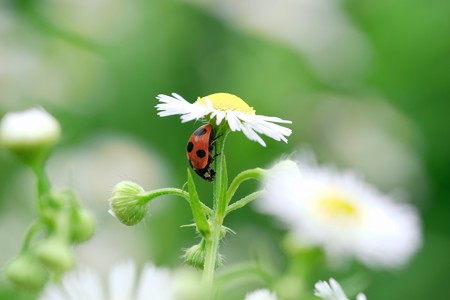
195;93;256;114
318;195;358;219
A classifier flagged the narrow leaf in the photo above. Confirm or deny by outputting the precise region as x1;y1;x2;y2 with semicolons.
187;169;210;238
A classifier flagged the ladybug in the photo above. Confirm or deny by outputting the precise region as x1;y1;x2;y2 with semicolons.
186;124;218;181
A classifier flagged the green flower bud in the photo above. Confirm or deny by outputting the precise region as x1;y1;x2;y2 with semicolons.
5;254;49;290
70;208;96;243
0;108;60;166
183;240;223;269
109;181;148;226
34;238;74;272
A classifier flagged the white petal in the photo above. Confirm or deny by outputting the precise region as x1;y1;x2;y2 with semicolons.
241;122;266;146
226;112;243;132
40;285;69;300
60;269;104;300
356;293;367;300
108;260;136;300
215;110;226;125
136;263;174;300
245;289;278;300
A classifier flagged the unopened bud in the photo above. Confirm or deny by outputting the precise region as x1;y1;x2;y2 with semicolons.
109;181;148;226
0;108;60;166
34;238;74;272
5;254;48;290
70;208;96;243
183;240;222;269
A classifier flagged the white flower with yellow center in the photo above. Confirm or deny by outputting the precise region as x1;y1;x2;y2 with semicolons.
258;159;421;268
314;278;366;300
156;93;292;147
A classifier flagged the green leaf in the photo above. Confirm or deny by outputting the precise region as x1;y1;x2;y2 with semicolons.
187;169;210;238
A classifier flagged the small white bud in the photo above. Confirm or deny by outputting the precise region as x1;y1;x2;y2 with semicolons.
0;107;60;165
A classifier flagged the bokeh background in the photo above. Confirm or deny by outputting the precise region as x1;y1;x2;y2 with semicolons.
0;0;449;299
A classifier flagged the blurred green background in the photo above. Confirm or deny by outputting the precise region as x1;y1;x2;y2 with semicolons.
0;0;449;299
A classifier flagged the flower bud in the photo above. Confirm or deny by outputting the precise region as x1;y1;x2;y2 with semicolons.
5;254;49;290
34;238;74;272
70;208;96;243
183;242;206;269
0;108;60;166
183;240;223;269
109;181;148;226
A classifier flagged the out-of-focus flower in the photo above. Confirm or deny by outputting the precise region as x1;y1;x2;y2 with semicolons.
0;108;60;150
258;159;421;268
245;289;278;300
0;108;60;165
38;0;140;43
34;238;75;272
5;254;49;290
309;96;427;196
39;259;200;300
184;0;371;84
156;93;292;147
314;278;366;300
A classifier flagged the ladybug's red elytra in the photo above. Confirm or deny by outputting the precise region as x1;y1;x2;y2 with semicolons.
186;124;219;181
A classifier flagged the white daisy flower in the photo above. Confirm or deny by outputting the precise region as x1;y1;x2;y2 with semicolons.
155;92;292;147
257;159;421;268
314;278;366;300
245;289;278;300
0;107;60;151
39;259;193;300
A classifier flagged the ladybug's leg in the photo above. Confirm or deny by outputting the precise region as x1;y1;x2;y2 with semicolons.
210;134;223;147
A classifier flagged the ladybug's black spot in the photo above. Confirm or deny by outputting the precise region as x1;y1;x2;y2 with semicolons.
187;141;194;152
196;149;206;158
194;127;207;136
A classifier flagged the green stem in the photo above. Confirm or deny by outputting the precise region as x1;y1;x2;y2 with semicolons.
20;219;44;253
137;188;213;215
32;163;51;199
202;130;229;294
225;190;263;216
202;215;223;296
225;168;266;207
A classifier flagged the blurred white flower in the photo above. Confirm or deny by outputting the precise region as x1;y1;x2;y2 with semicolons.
0;107;60;151
245;289;278;300
314;278;366;300
258;159;421;268
39;0;140;43
310;96;427;196
39;260;178;300
156;92;292;146
184;0;372;84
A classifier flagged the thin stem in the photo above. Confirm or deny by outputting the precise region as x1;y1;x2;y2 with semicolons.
137;188;213;215
202;130;229;294
202;215;223;297
225;190;263;216
20;219;44;253
225;168;266;207
32;162;51;199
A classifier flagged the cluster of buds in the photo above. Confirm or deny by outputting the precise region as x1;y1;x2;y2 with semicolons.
0;108;95;289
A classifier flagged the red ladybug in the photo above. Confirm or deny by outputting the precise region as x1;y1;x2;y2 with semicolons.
186;124;218;181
